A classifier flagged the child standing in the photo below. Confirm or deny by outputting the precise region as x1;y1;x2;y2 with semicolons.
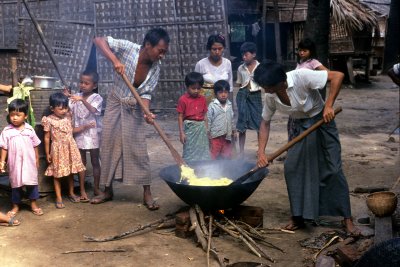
0;99;43;217
68;70;103;201
207;80;235;160
42;92;86;209
177;72;210;162
235;42;263;158
287;38;329;141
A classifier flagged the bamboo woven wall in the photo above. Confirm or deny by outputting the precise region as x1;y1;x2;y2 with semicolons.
95;0;229;109
1;0;229;109
0;0;96;87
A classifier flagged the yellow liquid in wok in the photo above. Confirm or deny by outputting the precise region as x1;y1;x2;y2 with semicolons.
180;165;232;186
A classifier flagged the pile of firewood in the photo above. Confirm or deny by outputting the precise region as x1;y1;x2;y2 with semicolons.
83;204;289;266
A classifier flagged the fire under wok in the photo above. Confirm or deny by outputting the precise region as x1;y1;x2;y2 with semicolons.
159;160;268;211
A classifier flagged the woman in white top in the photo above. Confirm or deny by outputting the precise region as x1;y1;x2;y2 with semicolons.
195;34;233;105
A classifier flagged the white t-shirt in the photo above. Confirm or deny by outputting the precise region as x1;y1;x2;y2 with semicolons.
262;69;328;121
393;63;400;76
236;61;261;92
194;57;233;91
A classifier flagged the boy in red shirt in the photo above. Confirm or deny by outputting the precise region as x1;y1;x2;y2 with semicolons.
177;72;211;162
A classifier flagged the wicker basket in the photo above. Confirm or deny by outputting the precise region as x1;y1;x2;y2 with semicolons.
366;191;398;217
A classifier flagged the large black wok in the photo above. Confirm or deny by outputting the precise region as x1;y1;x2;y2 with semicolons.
159;160;268;210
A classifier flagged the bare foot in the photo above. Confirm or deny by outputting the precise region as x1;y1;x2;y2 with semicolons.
343;218;361;236
90;187;113;204
143;185;159;211
7;205;19;218
282;216;305;231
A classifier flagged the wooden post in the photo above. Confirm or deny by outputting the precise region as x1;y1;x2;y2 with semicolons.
262;0;267;61
273;0;282;63
10;57;18;87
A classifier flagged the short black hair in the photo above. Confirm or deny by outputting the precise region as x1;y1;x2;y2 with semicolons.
206;34;226;50
49;92;69;109
8;99;28;115
240;42;257;55
81;70;99;84
297;38;317;62
214;80;230;94
253;60;287;87
142;28;170;47
185;72;204;87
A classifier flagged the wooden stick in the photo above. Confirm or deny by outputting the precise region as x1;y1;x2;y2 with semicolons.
62;249;126;254
225;218;275;263
120;73;185;166
236;221;284;253
195;205;209;235
83;216;173;242
22;0;67;86
207;215;213;267
214;220;261;257
189;208;225;267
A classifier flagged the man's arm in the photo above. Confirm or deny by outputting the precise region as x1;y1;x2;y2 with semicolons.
93;37;125;75
324;71;344;123
257;119;271;168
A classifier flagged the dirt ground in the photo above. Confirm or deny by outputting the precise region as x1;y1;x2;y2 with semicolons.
0;75;399;267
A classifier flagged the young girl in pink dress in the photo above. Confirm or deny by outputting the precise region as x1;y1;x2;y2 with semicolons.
0;99;43;217
42;92;86;209
68;70;103;201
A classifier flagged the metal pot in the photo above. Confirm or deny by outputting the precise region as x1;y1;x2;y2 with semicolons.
32;75;57;89
159;160;268;211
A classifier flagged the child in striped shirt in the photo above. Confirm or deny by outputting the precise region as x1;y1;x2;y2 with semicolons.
207;80;235;159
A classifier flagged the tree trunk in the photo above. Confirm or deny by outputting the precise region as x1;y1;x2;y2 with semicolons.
383;0;400;72
304;0;330;66
304;0;330;99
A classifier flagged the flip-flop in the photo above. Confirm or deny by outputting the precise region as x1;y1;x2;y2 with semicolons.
90;194;113;204
80;196;90;203
55;202;65;209
0;216;20;227
143;201;160;211
32;208;44;216
68;195;80;203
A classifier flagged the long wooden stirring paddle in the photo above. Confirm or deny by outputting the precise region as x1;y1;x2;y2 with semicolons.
230;106;343;186
120;73;185;166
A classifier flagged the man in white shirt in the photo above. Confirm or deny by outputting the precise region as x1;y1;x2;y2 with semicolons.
253;60;360;236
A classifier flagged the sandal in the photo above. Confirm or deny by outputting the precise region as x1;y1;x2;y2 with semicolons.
55;202;65;209
0;216;20;227
68;195;80;203
32;208;44;216
7;210;17;218
80;196;90;203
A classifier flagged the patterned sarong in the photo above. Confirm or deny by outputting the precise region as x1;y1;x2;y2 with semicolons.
100;91;151;186
183;120;210;162
236;88;263;133
284;112;351;220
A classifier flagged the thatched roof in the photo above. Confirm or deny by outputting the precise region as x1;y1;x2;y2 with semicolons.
331;0;379;32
